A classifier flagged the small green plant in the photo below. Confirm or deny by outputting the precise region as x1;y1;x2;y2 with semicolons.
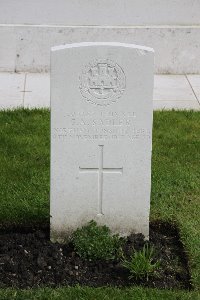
72;220;124;261
122;244;160;280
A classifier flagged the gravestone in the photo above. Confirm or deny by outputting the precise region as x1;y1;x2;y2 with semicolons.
50;42;154;242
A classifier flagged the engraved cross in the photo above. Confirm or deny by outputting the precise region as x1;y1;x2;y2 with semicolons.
79;145;123;215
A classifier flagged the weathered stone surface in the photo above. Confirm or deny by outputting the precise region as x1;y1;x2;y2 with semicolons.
50;42;154;242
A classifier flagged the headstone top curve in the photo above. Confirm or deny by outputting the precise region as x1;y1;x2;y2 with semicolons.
51;42;154;53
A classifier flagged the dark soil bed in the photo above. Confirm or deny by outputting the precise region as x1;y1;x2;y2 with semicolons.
0;221;191;290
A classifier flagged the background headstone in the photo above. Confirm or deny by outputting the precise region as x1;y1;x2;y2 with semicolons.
50;42;154;242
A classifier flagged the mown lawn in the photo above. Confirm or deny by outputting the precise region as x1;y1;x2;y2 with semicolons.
0;109;199;299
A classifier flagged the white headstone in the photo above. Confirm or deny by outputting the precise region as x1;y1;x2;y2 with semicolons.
50;42;154;242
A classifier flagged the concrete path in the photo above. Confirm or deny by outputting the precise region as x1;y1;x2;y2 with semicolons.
0;72;200;110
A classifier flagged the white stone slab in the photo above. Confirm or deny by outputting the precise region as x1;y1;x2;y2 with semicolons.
50;42;154;242
187;75;200;87
24;73;50;108
153;100;200;110
187;75;200;104
0;72;24;109
154;75;196;101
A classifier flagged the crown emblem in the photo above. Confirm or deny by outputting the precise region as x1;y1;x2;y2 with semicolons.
80;59;126;106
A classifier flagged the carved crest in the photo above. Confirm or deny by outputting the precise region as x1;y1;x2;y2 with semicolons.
80;59;126;106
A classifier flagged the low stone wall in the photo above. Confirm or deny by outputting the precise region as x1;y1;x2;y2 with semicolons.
0;0;200;73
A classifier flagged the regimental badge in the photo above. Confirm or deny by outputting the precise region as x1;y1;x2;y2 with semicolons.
79;59;126;106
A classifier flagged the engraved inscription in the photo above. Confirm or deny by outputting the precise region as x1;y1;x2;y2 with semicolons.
79;145;123;215
53;111;150;141
79;59;126;106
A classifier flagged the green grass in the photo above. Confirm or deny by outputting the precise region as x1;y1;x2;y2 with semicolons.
152;111;200;289
0;109;50;225
0;109;199;299
0;286;199;300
